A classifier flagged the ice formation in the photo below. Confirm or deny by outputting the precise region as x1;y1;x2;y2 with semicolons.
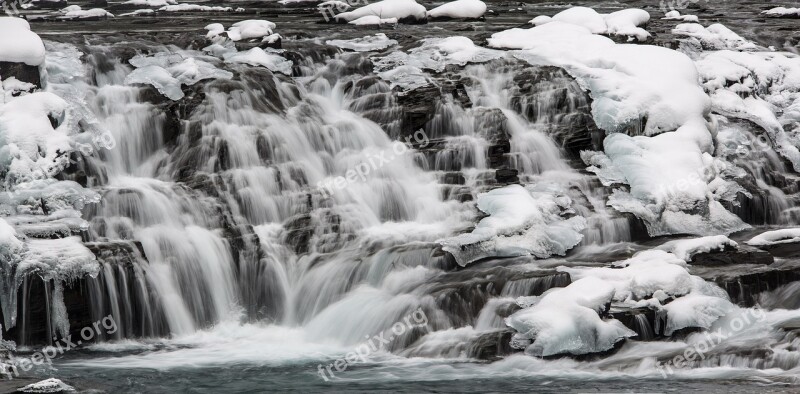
223;48;293;75
348;15;398;25
427;0;486;19
747;228;800;246
122;0;176;6
662;10;699;22
327;33;398;52
125;53;233;100
438;184;586;266
657;235;737;261
62;8;115;19
761;7;800;17
158;4;233;12
17;378;76;393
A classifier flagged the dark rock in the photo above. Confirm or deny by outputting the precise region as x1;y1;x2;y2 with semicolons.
690;244;774;266
0;61;41;88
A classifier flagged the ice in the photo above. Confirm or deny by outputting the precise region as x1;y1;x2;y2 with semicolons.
227;20;276;41
125;54;233;100
223;48;293;75
158;4;233;12
348;15;398;25
0;17;46;66
427;0;486;19
17;378;75;393
746;228;800;246
506;277;636;357
527;7;650;40
560;250;693;303
0;218;23;263
327;33;398;52
334;0;427;23
438;184;586;266
62;8;114;18
657;235;737;262
762;7;800;17
119;9;155;16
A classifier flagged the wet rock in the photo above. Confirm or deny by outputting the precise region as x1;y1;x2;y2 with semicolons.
690;244;774;266
0;61;41;88
691;262;800;306
466;329;516;360
756;241;800;258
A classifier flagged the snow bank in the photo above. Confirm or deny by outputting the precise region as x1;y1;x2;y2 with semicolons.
528;7;650;41
662;293;733;335
327;33;398;52
506;277;636;356
335;0;427;23
427;0;486;19
205;20;278;42
438;184;586;266
747;228;800;246
125;54;233;100
223;48;293;75
762;7;800;17
657;235;737;261
488;20;747;236
672;23;756;50
0;17;45;66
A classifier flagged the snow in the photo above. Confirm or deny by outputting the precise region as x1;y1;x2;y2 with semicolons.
0;218;23;262
17;378;75;393
62;8;114;18
0;17;46;66
205;20;277;42
119;9;155;16
438;184;586;266
672;23;757;50
747;228;800;246
327;33;398;52
657;235;737;262
427;0;486;19
348;15;398;25
158;4;233;12
762;7;800;17
122;0;175;6
506;277;636;357
528;7;650;40
662;293;734;335
560;250;693;303
223;48;293;75
335;0;427;23
125;54;233;100
662;10;698;22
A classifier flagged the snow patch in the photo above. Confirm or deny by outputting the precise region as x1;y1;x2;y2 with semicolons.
327;33;398;52
427;0;486;19
0;17;45;66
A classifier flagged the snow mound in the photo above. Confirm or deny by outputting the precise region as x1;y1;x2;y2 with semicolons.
158;4;232;12
672;23;757;50
223;47;293;75
438;184;586;266
0;17;46;66
506;277;636;356
119;9;155;16
529;7;650;41
125;54;233;100
122;0;175;6
327;33;398;52
762;7;800;17
62;8;114;19
335;0;426;23
662;293;734;335
747;228;800;246
427;0;486;19
560;250;693;303
657;235;737;262
348;15;398;25
662;10;698;22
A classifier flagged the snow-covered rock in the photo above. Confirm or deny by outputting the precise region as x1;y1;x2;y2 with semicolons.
0;17;46;66
335;0;427;23
17;378;76;393
528;7;650;41
158;4;232;12
62;8;114;19
438;184;586;266
427;0;486;20
747;228;800;246
762;7;800;17
348;15;398;25
122;0;175;7
657;235;737;262
125;54;233;100
662;10;698;22
223;48;293;75
672;23;757;51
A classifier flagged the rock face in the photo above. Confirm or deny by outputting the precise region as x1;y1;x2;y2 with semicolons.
690;244;774;266
0;62;41;88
